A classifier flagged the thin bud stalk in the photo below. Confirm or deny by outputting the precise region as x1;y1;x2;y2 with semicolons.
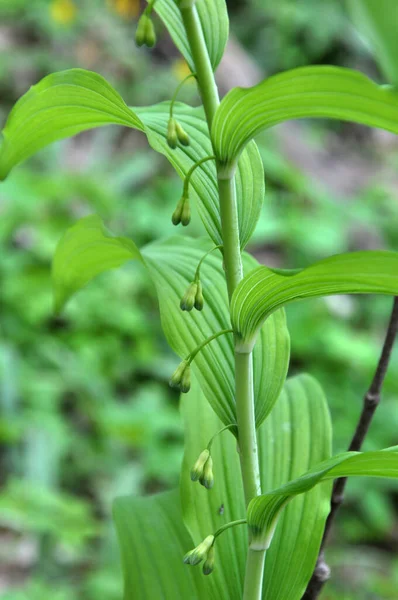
187;328;234;364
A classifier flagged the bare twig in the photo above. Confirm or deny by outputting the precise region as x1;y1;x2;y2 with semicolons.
303;297;398;600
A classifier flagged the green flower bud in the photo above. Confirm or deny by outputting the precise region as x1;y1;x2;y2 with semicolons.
200;455;214;489
135;15;148;47
171;196;184;226
175;121;190;146
167;118;178;149
180;282;198;312
169;360;189;389
144;16;156;48
180;364;191;393
180;200;191;226
183;535;214;566
194;281;204;311
202;544;215;575
190;449;210;482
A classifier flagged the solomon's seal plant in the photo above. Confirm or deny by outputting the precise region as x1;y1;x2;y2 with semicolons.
1;1;398;599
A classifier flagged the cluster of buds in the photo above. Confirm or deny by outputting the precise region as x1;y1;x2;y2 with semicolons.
184;535;215;575
180;280;204;311
190;448;214;489
169;359;191;393
167;117;190;149
171;193;191;226
135;12;156;48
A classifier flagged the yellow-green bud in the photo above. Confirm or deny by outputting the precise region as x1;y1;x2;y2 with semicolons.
200;455;214;489
183;535;214;566
175;121;190;146
169;360;189;389
167;118;178;149
181;200;191;226
190;449;210;482
171;197;184;226
135;15;149;47
194;281;204;311
202;544;215;575
180;282;198;312
180;364;191;393
144;16;156;48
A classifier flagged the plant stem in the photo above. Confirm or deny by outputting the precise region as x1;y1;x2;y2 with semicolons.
180;4;264;598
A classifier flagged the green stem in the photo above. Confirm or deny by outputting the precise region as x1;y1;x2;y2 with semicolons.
188;328;233;363
207;423;236;451
169;73;196;118
214;519;247;539
180;3;264;597
183;155;216;196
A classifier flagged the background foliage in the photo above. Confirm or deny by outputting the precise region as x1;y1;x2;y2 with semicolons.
0;1;397;598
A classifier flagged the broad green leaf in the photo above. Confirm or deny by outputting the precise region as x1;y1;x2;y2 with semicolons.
150;0;229;71
212;66;398;169
349;0;398;85
0;69;144;181
231;250;398;351
142;236;289;428
248;449;398;551
180;373;332;600
113;490;210;599
135;102;265;249
52;215;142;312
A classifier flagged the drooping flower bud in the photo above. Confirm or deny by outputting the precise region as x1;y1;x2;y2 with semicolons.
167;117;178;149
180;282;198;311
183;535;215;566
200;455;214;489
202;544;215;575
180;364;191;393
180;199;191;226
190;449;210;482
144;16;156;48
169;360;189;389
135;14;156;48
171;196;185;225
194;281;204;311
175;121;190;146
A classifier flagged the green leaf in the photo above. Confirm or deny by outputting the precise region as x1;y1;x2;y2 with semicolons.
349;0;398;85
212;66;398;169
0;69;144;181
142;236;289;428
151;0;229;71
248;449;398;551
180;373;332;600
52;215;142;312
135;102;264;249
231;250;398;351
113;490;210;599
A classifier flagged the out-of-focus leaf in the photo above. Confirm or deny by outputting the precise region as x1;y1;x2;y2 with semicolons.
212;66;398;170
52;215;142;312
0;69;144;180
180;373;332;600
150;0;229;71
248;449;398;551
231;251;398;351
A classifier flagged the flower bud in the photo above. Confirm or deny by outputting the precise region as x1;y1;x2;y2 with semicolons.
167;118;178;149
171;196;184;226
144;16;156;48
183;535;214;566
135;15;149;47
169;360;189;389
202;544;215;575
180;364;191;393
200;455;214;489
190;449;210;482
180;282;198;312
175;121;190;146
180;200;191;226
194;281;204;311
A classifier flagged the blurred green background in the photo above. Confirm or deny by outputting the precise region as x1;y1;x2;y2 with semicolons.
0;1;397;598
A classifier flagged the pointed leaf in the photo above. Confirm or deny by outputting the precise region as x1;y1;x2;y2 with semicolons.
151;0;228;71
113;490;209;599
248;449;398;551
135;102;264;249
231;250;398;351
0;69;144;180
52;215;142;312
180;373;332;600
349;0;398;85
142;236;289;428
212;66;398;169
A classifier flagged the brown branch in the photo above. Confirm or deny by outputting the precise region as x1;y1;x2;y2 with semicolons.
303;296;398;600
